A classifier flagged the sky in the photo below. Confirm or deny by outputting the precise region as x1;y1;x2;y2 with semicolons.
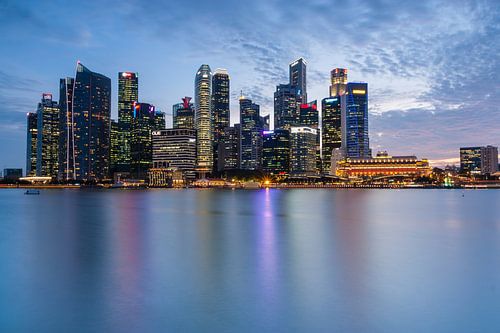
0;0;498;170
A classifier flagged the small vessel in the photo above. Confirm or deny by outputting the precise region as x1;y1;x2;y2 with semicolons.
24;190;40;195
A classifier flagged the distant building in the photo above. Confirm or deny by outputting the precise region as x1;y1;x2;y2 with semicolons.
260;114;270;131
26;112;37;177
72;62;111;181
154;111;166;130
148;161;184;188
130;102;156;179
194;64;213;174
336;152;431;178
460;146;499;175
240;96;262;170
290;127;317;177
262;129;290;175
110;120;120;175
152;129;197;180
321;96;342;172
289;58;307;102
36;93;59;178
173;97;195;130
299;101;318;128
330;68;347;96
342;82;370;158
218;125;240;172
3;168;22;182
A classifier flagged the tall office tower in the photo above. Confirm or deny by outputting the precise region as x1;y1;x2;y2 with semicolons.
289;58;307;102
152;129;197;180
299;100;318;128
290;127;318;177
460;146;499;175
117;72;139;172
36;93;59;177
57;77;75;181
73;62;111;181
321;96;342;172
342;82;370;158
194;64;213;175
173;97;195;129
154;110;166;130
212;69;230;173
26;112;38;177
274;84;302;129
482;145;499;174
240;96;262;170
262;129;290;175
130;102;156;179
109;120;120;176
330;68;348;96
217;126;240;172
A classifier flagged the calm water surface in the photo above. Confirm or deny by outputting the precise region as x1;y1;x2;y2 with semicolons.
0;189;499;332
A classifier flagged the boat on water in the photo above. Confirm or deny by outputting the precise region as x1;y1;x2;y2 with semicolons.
24;190;40;195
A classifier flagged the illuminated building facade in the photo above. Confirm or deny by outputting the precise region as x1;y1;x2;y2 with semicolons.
330;68;347;96
110;120;120;175
289;58;307;102
217;125;240;171
212;69;230;173
130;102;155;179
336;152;431;178
342;82;370;158
154;110;166;130
173;97;195;130
26;112;37;177
240;97;262;170
36;93;59;178
460;146;499;175
58;77;75;180
262;129;290;175
117;72;138;172
72;62;111;181
290;126;317;177
152;129;197;180
194;64;213;174
299;101;318;128
321;96;342;172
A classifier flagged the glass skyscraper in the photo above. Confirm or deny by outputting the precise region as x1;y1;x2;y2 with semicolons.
289;58;307;102
130;102;156;179
26;112;37;177
290;126;318;177
240;96;262;170
58;77;75;181
321;96;342;172
212;69;230;173
36;93;59;177
194;64;213;175
262;129;290;175
217;125;240;171
342;82;370;158
73;62;111;181
117;72;138;172
173;97;195;130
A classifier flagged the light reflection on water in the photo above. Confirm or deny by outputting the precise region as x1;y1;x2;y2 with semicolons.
0;188;499;332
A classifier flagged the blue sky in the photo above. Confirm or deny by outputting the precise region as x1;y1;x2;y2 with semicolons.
0;0;498;170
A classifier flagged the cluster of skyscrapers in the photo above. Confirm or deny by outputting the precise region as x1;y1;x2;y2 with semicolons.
26;58;380;184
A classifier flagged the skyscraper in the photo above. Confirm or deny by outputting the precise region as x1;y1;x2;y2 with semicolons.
26;112;37;177
58;77;75;181
321;96;342;172
299;100;318;128
274;58;307;130
342;82;370;158
72;62;111;181
240;96;262;170
130;102;156;179
154;110;166;130
117;72;139;172
330;68;347;96
274;84;302;129
110;120;120;175
212;69;230;173
173;97;195;130
217;125;240;171
36;93;59;177
194;64;212;175
262;129;290;175
290;126;317;177
460;146;499;175
289;58;307;102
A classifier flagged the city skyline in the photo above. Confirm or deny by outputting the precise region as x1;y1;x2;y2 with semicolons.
0;0;499;170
